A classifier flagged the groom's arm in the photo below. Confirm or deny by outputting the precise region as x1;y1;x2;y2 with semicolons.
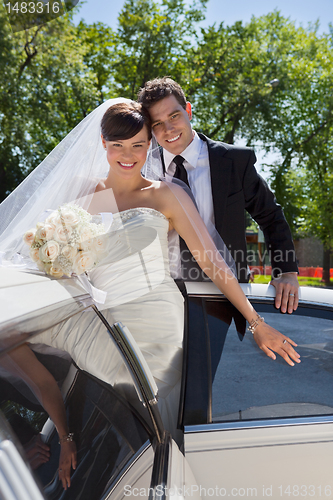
239;150;299;313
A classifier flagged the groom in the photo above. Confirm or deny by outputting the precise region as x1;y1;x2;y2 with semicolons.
138;77;299;314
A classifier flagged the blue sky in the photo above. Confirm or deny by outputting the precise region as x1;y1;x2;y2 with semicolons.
72;0;332;34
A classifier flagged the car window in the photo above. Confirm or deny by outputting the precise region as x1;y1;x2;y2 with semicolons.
212;303;333;422
43;370;151;499
181;296;333;426
0;346;151;500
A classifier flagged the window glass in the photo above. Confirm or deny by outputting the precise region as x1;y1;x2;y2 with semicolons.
212;305;333;422
0;345;151;499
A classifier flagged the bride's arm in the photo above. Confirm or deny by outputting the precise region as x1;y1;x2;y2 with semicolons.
1;345;77;489
160;183;301;366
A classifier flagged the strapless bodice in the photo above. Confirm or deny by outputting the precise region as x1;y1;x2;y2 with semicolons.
89;208;172;310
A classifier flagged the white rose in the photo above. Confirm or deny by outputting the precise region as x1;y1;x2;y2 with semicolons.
59;208;79;227
23;229;36;247
80;238;93;252
29;247;40;262
61;245;77;261
48;263;64;278
46;212;61;226
37;260;46;272
72;251;95;275
91;234;108;254
39;240;60;262
79;226;93;244
35;224;55;242
54;224;72;243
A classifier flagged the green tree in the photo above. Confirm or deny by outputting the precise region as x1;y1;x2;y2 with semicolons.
2;2;333;285
186;16;279;142
291;128;333;285
305;150;333;284
77;21;116;103
0;0;209;201
187;12;333;269
185;12;330;147
111;0;207;99
0;6;99;201
264;24;333;281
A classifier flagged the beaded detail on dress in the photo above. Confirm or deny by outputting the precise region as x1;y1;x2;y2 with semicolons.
92;207;168;228
109;208;168;231
119;207;168;222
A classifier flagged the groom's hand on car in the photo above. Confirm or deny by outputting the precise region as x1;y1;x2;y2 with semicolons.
270;272;299;314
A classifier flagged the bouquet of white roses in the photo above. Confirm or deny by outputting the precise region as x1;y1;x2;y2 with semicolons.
23;204;107;278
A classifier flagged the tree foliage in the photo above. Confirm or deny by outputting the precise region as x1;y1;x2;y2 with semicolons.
185;15;282;143
261;21;333;278
76;20;116;103
1;1;333;273
112;0;207;99
0;6;99;200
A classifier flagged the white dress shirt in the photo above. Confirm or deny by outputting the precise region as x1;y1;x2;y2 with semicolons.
163;131;215;278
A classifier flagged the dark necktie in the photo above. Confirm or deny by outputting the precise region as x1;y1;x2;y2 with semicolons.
172;155;205;280
173;155;189;188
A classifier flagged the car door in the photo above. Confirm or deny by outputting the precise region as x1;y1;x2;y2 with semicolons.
0;269;200;500
181;283;333;500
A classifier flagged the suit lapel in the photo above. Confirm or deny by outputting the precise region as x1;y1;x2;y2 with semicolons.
197;133;232;231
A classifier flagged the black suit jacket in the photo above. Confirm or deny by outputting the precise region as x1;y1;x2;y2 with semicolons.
197;133;298;282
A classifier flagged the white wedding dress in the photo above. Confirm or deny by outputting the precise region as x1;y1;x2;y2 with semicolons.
29;208;184;439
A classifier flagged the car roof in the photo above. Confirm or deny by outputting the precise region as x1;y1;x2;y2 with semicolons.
0;268;90;323
0;268;93;354
185;281;333;307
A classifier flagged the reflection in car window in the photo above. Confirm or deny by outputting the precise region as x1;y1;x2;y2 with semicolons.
212;309;333;422
0;357;151;499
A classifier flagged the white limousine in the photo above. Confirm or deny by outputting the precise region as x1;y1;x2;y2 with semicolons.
0;268;332;500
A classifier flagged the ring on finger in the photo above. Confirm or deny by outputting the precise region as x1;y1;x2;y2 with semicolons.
283;339;288;345
289;293;295;297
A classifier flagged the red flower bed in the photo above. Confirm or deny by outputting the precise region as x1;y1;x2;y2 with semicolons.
249;266;333;278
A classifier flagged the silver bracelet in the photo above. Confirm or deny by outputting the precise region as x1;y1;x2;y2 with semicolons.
247;315;264;335
59;432;74;444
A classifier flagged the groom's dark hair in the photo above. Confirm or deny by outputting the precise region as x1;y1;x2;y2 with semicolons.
101;101;152;141
138;77;187;110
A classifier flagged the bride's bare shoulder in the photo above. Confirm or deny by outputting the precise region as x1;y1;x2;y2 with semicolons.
151;180;177;193
150;180;191;218
153;179;189;201
94;179;107;192
150;180;173;202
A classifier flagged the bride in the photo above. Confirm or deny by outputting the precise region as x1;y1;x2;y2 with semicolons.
0;99;301;489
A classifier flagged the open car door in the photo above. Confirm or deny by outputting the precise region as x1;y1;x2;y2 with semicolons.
181;282;333;500
0;268;200;500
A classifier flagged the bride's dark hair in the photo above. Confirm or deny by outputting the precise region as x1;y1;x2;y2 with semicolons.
101;101;152;141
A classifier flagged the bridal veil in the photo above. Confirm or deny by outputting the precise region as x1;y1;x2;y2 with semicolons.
0;97;236;280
